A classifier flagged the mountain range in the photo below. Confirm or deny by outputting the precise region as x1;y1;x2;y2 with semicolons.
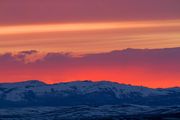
0;80;180;108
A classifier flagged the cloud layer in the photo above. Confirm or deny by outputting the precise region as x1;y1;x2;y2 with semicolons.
0;48;180;88
0;20;180;53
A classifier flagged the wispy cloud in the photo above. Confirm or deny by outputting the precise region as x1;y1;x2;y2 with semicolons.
0;20;180;53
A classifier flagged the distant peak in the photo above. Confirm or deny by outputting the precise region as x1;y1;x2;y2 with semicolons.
21;80;46;84
12;80;47;86
55;80;121;86
74;80;93;83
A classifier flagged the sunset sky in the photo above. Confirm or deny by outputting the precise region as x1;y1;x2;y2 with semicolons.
0;0;180;88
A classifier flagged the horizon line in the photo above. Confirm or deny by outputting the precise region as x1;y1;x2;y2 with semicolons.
0;79;179;89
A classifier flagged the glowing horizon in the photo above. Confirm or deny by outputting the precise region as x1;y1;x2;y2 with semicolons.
1;48;180;88
0;0;180;88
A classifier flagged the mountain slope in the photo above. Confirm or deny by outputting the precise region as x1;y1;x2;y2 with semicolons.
0;80;179;107
0;105;180;120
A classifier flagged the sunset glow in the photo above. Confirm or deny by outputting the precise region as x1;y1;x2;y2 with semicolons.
0;20;180;54
0;20;180;35
0;0;180;88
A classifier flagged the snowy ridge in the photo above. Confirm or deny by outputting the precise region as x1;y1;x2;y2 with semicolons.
0;80;179;107
0;105;179;120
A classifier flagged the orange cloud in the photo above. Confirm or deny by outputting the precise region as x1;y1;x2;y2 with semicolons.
0;20;179;35
0;20;180;54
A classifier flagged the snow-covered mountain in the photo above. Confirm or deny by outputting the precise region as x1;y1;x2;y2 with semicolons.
0;105;179;120
0;80;180;107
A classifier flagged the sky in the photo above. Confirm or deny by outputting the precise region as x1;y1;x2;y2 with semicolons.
0;0;180;87
1;48;180;88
